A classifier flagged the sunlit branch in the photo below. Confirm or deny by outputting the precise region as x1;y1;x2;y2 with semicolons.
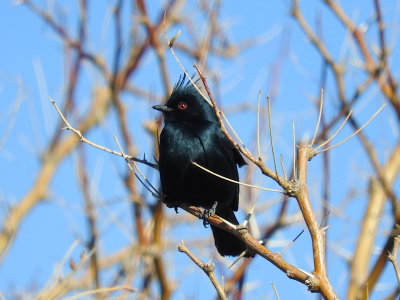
64;286;136;300
192;162;283;194
257;90;262;160
311;89;324;147
163;23;211;105
0;79;22;149
280;155;287;181
229;250;249;269
316;103;386;154
271;282;280;300
315;109;353;151
242;197;260;228
292;121;296;180
268;95;279;180
221;112;247;149
49;97;158;169
114;136;161;198
36;240;96;299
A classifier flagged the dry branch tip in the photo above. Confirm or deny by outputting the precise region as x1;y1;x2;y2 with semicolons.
169;30;181;47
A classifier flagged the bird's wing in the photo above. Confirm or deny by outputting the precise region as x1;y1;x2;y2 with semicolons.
215;130;247;211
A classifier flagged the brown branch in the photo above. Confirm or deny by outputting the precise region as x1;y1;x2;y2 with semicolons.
191;62;338;298
387;235;400;287
179;204;318;291
49;97;158;169
291;4;399;298
225;175;290;296
153;200;171;300
296;145;337;299
77;150;100;288
178;242;228;300
355;143;400;298
193;64;292;192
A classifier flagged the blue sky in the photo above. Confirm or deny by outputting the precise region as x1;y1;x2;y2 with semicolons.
1;1;399;299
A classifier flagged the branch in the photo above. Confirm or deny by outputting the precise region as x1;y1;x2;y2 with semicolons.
178;242;228;300
295;144;338;299
49;97;158;169
192;64;292;191
387;235;400;287
179;204;318;291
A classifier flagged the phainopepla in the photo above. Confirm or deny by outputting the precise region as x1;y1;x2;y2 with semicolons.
153;76;249;257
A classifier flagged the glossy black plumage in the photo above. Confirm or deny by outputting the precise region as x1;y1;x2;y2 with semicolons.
153;77;248;257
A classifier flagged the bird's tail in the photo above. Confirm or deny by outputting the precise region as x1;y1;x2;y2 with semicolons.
210;209;250;257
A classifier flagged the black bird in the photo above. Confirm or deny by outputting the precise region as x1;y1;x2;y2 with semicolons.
153;77;248;257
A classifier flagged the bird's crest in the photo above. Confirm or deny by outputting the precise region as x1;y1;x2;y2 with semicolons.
172;74;199;93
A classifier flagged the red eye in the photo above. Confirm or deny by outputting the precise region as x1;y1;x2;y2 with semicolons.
177;102;188;110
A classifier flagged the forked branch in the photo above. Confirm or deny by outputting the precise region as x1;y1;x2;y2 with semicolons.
49;97;158;169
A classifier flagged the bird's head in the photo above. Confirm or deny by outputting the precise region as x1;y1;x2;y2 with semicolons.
153;77;217;123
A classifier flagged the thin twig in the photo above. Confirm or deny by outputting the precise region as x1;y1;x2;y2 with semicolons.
315;109;353;151
163;22;211;105
114;136;161;198
280;225;307;255
268;96;279;180
280;155;287;181
193;60;289;189
192;162;283;194
311;89;324;147
64;285;136;300
316;103;386;154
0;79;22;149
242;198;260;227
271;282;280;300
36;241;96;299
49;97;158;169
292;121;296;180
257;90;262;160
221;112;248;150
229;250;249;269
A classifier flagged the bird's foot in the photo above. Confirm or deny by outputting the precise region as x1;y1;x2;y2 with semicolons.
201;201;218;227
165;199;179;211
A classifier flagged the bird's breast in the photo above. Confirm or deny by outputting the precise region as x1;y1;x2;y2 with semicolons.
158;122;238;209
160;122;214;161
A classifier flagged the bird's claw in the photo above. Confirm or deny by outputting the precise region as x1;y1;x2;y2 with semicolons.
201;201;218;227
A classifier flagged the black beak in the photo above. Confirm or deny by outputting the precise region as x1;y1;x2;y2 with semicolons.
152;104;173;112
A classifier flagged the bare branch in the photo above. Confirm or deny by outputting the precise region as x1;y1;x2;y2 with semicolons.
311;89;324;147
387;235;400;287
49;97;158;169
316;103;386;155
292;121;296;180
257;90;262;160
192;161;283;194
178;242;228;300
268;95;279;180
